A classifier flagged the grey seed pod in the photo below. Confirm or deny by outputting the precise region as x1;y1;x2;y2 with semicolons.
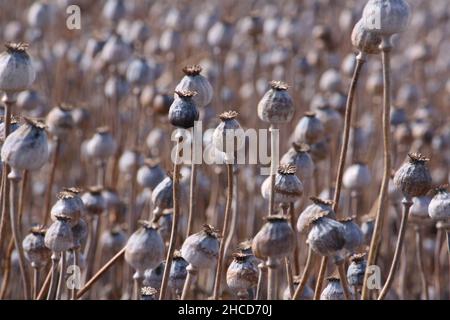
181;224;220;269
152;92;173;116
0;43;35;93
280;143;315;181
320;277;345;300
169;90;199;129
283;277;314;300
119;149;144;175
126;58;154;88
143;261;165;290
429;187;450;220
100;33;131;65
140;286;158;300
22;226;51;268
125;221;165;275
328;92;347;114
252;215;295;259
226;253;259;294
102;0;126;22
151;176;173;214
212;111;244;156
393;153;432;198
307;214;346;257
257;81;294;124
101;188;121;211
175;65;213;108
410;195;431;219
207;20;234;50
362;0;411;36
16;89;43;111
44;215;74;253
351;19;381;55
319;69;342;93
237;240;259;267
46;105;74;137
293;112;324;145
137;159;165;191
86;127;117;161
100;227;126;257
343;162;372;191
347;253;367;288
0;117;20;140
71;107;90;130
339;217;364;253
314;103;343;136
266;164;304;204
27;1;53;29
104;75;130;101
297;197;336;234
51;190;84;226
157;209;173;243
1;118;48;172
71;218;88;249
361;217;375;245
81;186;105;215
169;251;188;293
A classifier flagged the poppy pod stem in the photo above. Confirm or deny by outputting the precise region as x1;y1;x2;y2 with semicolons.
414;225;429;300
70;248;78;300
186;158;196;238
159;135;183;300
268;124;277;216
336;260;352;300
255;262;267;300
313;257;327;299
8;172;31;299
133;271;144;300
181;264;197;300
32;264;39;300
291;246;314;300
378;196;412;300
363;36;393;300
212;163;234;299
47;252;60;300
267;256;278;300
43;137;61;225
56;251;66;300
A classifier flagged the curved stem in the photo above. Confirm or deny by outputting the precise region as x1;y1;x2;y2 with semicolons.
224;169;238;259
181;264;197;300
71;249;78;300
433;228;442;300
292;246;314;300
362;39;393;300
378;198;412;300
56;251;66;300
43;137;60;225
0;238;14;299
255;262;267;300
159;136;182;300
33;267;39;300
267;257;278;300
337;262;352;300
285;257;294;298
289;202;300;275
212;163;234;299
313;257;328;300
47;253;60;300
268;125;277;216
186;162;196;238
415;226;429;299
36;268;52;300
133;272;143;300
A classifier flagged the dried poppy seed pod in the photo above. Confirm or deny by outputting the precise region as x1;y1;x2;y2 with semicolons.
140;286;158;300
343;162;372;191
362;0;411;36
44;215;74;253
1;118;48;177
71;218;88;249
151;175;173;216
137;159;165;191
0;43;35;94
393;153;432;199
169;251;188;294
429;186;450;220
22;226;51;269
339;217;364;253
168;90;199;129
310;139;328;163
252;215;295;259
143;261;165;290
280;143;315;181
16;89;43;111
71;107;90;130
410;195;431;220
50;190;84;227
101;188;120;211
175;65;213;108
347;253;367;288
100;227;126;257
152;92;173;116
46;105;74;138
237;239;259;267
261;164;303;205
361;217;375;245
104;75;129;101
212;111;244;158
226;253;259;297
126;57;154;88
314;103;342;136
283;276;314;300
207;19;234;51
297;197;336;234
293;112;324;145
100;33;131;65
257;81;294;124
180;224;220;269
86;127;117;161
81;187;105;215
102;0;126;22
119;149;144;175
307;213;346;257
125;221;165;276
319;69;342;93
320;277;345;300
351;19;381;55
